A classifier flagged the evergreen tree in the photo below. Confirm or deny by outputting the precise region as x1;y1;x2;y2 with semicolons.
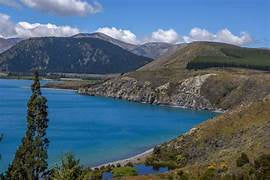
50;153;83;180
6;72;49;180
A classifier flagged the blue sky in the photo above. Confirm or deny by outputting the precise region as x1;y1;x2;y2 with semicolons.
0;0;269;47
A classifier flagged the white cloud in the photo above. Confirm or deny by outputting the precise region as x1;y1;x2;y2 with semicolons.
0;0;21;8
0;13;16;38
0;13;79;38
96;27;139;44
183;27;252;46
148;29;182;44
216;29;252;46
15;22;80;37
0;13;253;46
21;0;102;16
184;28;214;42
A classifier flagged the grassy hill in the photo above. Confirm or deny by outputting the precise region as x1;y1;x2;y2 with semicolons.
81;42;270;111
187;47;270;71
128;42;270;86
0;37;152;74
133;95;270;179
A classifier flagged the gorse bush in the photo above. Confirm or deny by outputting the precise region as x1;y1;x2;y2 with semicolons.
254;154;270;179
236;153;250;167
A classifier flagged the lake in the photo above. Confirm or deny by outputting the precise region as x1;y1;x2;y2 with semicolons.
0;79;217;172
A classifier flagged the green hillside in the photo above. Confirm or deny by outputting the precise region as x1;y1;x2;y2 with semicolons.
187;47;270;70
0;37;152;74
135;96;270;179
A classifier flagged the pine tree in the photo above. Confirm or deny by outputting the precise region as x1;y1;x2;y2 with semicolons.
6;72;49;180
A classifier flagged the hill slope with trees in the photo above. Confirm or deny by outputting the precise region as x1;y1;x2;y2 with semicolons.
0;37;153;74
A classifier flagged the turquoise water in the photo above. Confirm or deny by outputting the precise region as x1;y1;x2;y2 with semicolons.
0;79;217;172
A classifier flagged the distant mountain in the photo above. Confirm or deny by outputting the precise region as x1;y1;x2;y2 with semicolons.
73;32;137;51
131;42;185;59
73;32;184;59
138;41;270;73
0;38;22;53
0;37;153;74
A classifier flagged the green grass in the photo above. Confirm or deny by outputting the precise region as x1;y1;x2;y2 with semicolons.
112;166;137;178
187;48;270;71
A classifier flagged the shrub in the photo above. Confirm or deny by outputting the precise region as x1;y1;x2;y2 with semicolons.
125;162;134;167
50;153;82;180
145;156;154;166
176;170;189;180
150;160;178;170
80;170;102;180
236;153;250;167
200;167;216;180
254;154;270;179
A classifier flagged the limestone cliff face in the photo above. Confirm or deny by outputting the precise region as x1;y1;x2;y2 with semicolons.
78;74;219;111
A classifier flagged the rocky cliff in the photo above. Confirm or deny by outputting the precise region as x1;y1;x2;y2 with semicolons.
79;74;218;110
79;70;270;112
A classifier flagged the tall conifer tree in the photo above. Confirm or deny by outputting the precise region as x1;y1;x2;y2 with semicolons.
6;72;49;180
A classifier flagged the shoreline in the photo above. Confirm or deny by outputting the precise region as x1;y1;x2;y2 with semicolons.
92;148;154;169
44;86;225;113
43;87;77;92
1;78;223;173
3;78;225;113
1;77;226;113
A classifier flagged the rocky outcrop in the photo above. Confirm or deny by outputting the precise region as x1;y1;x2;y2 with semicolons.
78;73;219;111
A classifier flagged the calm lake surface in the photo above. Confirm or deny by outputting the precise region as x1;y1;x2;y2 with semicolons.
0;79;217;172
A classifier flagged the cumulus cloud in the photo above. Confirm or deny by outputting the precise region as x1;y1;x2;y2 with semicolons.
0;13;16;38
95;27;252;46
96;28;183;44
216;29;252;46
0;13;253;46
183;27;252;46
0;13;79;38
96;27;139;44
148;29;182;44
15;22;80;37
21;0;102;16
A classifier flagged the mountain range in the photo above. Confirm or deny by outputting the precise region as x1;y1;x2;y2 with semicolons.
73;32;183;59
0;38;22;53
0;32;186;74
0;33;183;61
0;37;153;74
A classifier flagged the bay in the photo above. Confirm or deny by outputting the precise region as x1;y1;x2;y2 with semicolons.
0;79;217;172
